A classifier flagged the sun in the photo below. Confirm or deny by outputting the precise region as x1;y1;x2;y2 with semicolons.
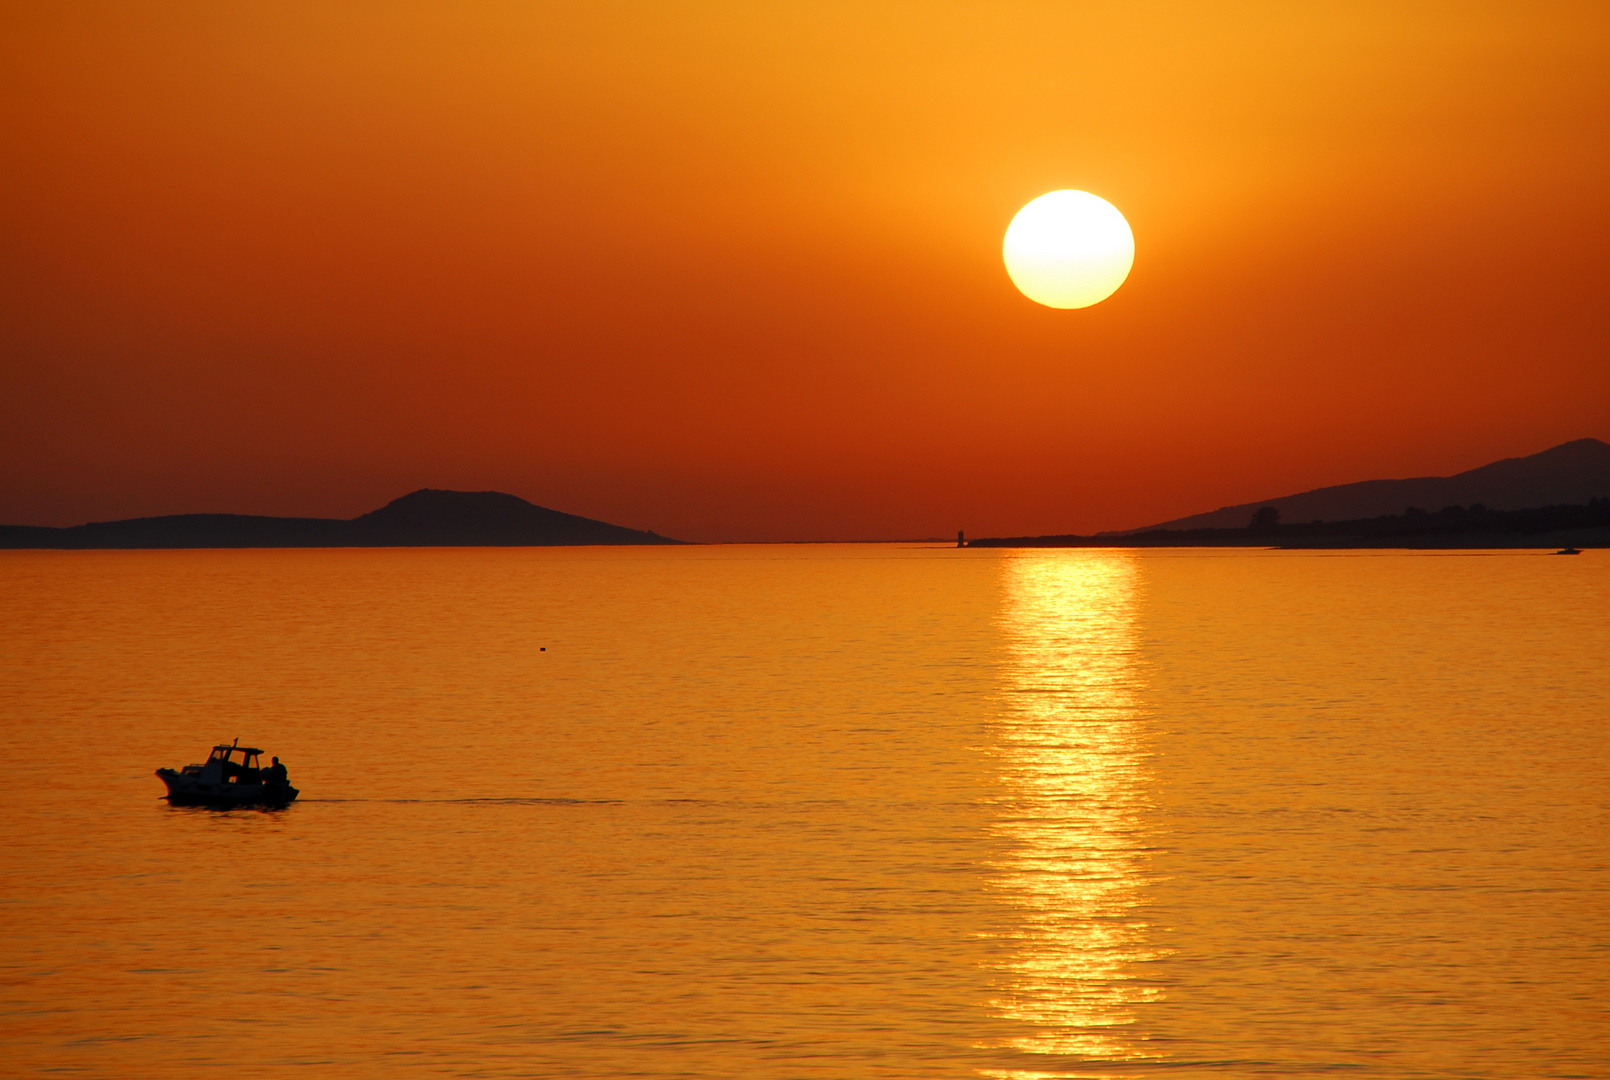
1003;190;1134;309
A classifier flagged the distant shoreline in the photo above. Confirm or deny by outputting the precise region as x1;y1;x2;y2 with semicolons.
966;500;1609;550
4;484;1606;552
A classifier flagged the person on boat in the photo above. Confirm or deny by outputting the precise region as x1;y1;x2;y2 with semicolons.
266;756;289;789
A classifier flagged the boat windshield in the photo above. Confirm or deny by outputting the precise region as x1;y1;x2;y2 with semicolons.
208;745;262;762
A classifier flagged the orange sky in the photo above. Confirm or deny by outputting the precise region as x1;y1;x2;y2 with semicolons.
3;2;1607;541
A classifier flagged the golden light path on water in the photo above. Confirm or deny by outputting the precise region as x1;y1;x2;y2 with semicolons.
982;551;1165;1078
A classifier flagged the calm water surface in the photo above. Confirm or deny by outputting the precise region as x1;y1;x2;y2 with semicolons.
1;546;1605;1078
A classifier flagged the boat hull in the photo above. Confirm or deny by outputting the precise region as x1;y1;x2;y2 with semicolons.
156;768;298;808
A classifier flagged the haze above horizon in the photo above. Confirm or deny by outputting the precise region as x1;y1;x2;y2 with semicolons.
2;3;1607;542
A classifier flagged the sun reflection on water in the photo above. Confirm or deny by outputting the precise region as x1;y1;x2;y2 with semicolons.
982;551;1165;1077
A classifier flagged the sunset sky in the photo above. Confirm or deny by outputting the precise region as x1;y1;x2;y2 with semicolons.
3;2;1607;541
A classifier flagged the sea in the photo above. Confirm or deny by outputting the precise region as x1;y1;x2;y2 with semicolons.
1;545;1605;1079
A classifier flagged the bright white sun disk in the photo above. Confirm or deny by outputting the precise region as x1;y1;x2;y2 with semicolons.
1003;190;1134;309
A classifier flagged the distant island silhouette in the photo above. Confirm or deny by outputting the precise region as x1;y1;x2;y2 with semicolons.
968;438;1610;549
0;489;683;549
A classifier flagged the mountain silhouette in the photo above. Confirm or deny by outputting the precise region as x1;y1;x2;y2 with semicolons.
1112;438;1610;534
349;489;676;546
0;489;681;548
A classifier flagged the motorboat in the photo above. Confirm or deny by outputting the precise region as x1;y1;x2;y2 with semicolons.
156;739;298;807
1555;547;1582;555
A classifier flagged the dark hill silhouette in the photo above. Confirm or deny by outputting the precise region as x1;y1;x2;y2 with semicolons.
1110;438;1610;534
0;489;681;548
968;498;1610;549
350;489;676;546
